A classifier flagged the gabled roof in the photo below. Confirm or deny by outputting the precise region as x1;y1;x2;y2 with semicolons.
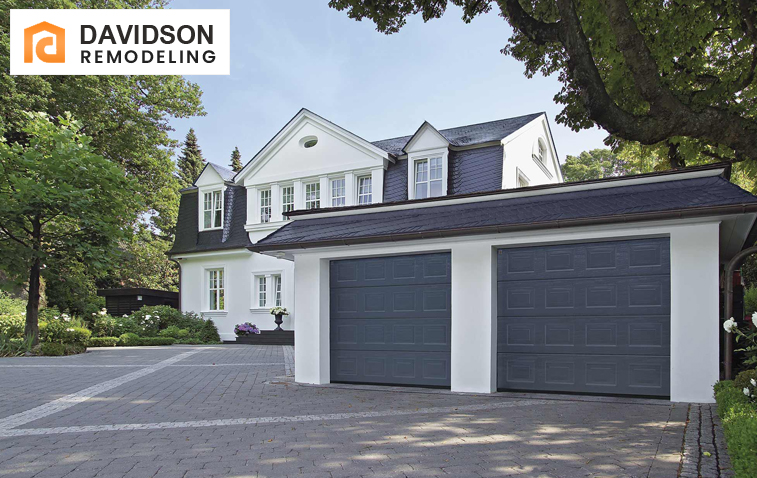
190;162;236;187
249;165;757;252
371;112;544;156
233;108;391;183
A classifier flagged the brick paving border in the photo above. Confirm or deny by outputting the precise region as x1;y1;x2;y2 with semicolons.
680;404;735;478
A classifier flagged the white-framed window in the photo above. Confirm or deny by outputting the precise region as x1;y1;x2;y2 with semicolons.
305;182;320;209
259;189;271;223
257;276;267;307
414;157;443;199
357;176;372;204
516;168;530;188
533;139;546;164
331;178;346;207
208;269;225;311
254;273;283;308
281;186;294;216
202;190;223;229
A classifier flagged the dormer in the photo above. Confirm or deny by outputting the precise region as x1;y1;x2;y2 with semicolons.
403;122;450;200
194;163;234;232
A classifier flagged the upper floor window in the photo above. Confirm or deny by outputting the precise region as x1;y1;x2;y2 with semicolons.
358;176;372;204
260;189;271;223
533;140;546;164
208;269;225;311
203;190;223;229
305;182;320;209
516;168;530;188
331;178;345;207
414;157;443;199
281;186;294;217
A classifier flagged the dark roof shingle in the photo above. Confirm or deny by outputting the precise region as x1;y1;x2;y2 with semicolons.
253;175;757;251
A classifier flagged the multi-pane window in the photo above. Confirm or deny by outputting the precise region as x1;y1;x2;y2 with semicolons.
274;275;282;307
281;186;294;217
208;269;224;311
203;190;223;229
331;178;346;207
534;141;546;164
358;176;372;204
414;157;443;199
305;182;320;209
258;276;267;307
255;274;282;308
260;189;271;223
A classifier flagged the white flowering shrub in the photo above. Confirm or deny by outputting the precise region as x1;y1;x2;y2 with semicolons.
724;316;757;367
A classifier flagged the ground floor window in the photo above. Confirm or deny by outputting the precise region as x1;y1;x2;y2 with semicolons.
254;273;283;308
207;269;224;311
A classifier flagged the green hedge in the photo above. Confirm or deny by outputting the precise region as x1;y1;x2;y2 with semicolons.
88;337;119;347
714;380;757;477
39;342;86;356
89;336;177;347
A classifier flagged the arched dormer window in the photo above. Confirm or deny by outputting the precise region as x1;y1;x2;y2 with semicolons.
533;138;547;165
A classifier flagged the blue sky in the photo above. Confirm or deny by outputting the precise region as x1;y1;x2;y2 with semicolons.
168;0;607;168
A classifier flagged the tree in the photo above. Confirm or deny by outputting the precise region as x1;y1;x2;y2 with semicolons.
561;147;658;182
0;113;142;343
328;1;757;173
230;146;243;172
177;128;205;188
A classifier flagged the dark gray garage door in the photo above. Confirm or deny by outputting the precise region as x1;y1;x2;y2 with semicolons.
330;253;451;387
497;238;671;397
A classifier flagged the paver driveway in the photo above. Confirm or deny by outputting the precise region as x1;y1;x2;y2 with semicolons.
0;345;725;477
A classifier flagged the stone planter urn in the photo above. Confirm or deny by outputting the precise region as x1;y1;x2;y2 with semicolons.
273;313;284;331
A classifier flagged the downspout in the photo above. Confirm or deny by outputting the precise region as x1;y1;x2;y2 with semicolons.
723;245;757;379
169;258;182;311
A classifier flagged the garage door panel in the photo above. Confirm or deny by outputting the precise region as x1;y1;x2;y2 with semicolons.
497;316;670;355
497;238;670;281
331;284;451;319
497;276;670;316
497;353;670;395
331;350;450;386
330;253;451;288
331;318;451;352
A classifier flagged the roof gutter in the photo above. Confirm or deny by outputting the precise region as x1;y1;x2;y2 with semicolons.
248;203;757;253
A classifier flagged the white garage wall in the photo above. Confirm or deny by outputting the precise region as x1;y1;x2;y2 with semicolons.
291;218;722;402
177;250;295;341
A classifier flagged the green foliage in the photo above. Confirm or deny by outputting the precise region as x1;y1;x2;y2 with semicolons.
715;381;757;477
0;314;25;339
132;337;176;346
174;338;205;345
0;334;33;357
561;148;658;182
176;128;205;188
39;321;91;346
159;326;189;339
118;332;141;346
198;318;221;344
99;226;179;292
732;321;757;368
229;146;243;172
90;313;139;338
735;369;757;393
44;260;104;317
88;337;119;347
0;291;26;315
39;342;66;356
744;288;757;318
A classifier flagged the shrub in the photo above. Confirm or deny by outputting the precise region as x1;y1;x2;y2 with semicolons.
174;338;204;345
39;342;86;356
159;326;189;339
90;314;117;337
0;291;26;315
745;287;757;317
198;318;221;344
134;337;176;346
39;321;91;346
0;334;33;357
714;380;757;477
735;369;757;393
118;332;140;346
0;313;26;339
88;337;118;347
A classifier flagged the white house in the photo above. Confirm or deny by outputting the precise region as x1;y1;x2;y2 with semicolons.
170;108;757;403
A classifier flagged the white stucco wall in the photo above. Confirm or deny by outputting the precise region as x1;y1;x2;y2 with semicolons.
502;117;562;189
291;218;723;402
177;250;295;341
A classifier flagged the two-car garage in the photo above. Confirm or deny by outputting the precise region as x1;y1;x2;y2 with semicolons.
328;238;671;397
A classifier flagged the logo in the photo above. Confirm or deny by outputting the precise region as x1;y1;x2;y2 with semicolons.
11;9;230;75
24;21;65;63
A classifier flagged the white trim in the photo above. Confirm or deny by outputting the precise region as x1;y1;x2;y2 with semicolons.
500;113;562;183
516;168;530;188
292;167;725;221
403;121;449;153
203;266;226;312
244;221;287;234
198;186;226;232
251;270;285;310
171;249;251;260
235;109;391;184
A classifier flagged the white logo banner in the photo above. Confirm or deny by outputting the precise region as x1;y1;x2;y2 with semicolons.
10;9;230;75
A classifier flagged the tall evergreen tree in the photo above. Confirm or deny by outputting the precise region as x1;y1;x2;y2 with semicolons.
177;128;205;187
230;146;243;172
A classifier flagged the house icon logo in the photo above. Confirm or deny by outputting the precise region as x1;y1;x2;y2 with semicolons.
24;21;65;63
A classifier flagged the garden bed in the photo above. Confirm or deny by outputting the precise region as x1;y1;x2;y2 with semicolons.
714;372;757;477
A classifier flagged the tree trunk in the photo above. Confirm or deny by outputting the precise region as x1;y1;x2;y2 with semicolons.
24;257;41;345
24;216;42;346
